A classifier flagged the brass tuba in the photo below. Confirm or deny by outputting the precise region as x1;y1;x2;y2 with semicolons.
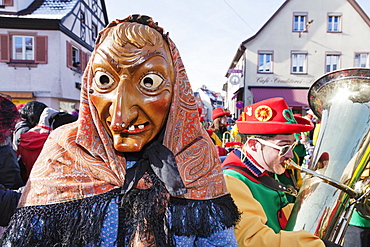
285;68;370;244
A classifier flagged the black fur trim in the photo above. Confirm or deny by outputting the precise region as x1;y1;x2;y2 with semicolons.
0;189;119;246
169;194;241;237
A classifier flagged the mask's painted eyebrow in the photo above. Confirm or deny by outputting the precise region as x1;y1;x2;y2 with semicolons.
94;48;167;75
93;49;122;73
126;51;167;74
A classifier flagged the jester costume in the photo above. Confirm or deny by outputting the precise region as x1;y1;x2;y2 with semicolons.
1;15;239;246
222;97;333;247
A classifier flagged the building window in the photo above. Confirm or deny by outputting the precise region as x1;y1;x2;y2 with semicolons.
293;13;307;32
354;53;369;68
328;14;341;32
291;52;307;74
13;35;34;60
258;52;273;73
72;46;80;68
326;54;340;73
92;23;98;41
66;41;89;72
80;11;85;24
0;34;47;64
92;0;98;13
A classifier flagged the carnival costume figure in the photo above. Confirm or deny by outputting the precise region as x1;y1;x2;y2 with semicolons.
1;15;239;246
222;97;341;247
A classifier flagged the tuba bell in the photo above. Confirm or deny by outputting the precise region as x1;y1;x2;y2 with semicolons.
285;68;370;244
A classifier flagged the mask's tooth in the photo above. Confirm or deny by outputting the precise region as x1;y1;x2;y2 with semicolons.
137;124;144;129
128;125;135;131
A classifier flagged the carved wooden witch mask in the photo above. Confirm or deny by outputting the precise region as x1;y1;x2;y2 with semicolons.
90;21;175;152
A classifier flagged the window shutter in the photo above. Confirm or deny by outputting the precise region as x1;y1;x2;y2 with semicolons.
3;0;14;6
80;51;85;72
80;51;89;72
85;53;91;71
79;49;83;64
66;41;72;68
0;34;10;62
35;36;48;64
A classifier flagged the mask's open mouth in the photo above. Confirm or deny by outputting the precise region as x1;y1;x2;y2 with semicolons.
121;122;150;134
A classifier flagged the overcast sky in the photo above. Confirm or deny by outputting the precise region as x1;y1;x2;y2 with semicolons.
105;0;370;92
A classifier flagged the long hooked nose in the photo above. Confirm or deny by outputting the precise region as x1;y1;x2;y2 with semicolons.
110;80;138;132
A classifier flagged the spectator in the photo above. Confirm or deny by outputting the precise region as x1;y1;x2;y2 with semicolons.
0;95;24;190
209;107;230;141
0;95;23;236
18;107;56;179
12;101;47;152
18;108;79;180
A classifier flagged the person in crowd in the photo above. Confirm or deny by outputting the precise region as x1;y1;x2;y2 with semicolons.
17;107;58;179
1;15;239;246
208;107;231;158
12;101;47;183
343;163;370;247
17;107;78;180
0;95;24;237
221;97;341;247
12;100;47;152
69;109;79;117
15;103;25;111
0;95;24;190
0;184;21;238
209;107;230;141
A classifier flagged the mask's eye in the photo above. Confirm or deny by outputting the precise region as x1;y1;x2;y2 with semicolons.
139;73;164;91
94;71;115;89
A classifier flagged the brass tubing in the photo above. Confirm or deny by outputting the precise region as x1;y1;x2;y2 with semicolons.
284;159;358;199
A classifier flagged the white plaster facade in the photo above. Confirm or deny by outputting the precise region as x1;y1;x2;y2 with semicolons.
225;0;370;117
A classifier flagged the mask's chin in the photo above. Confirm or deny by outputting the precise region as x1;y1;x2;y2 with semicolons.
113;135;148;153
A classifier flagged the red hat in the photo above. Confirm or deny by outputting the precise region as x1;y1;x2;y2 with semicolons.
212;107;230;120
236;97;313;134
16;103;25;111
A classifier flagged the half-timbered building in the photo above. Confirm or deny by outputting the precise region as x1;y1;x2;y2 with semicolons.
0;0;108;111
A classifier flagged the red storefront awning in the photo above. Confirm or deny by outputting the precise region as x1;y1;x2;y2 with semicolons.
250;88;309;107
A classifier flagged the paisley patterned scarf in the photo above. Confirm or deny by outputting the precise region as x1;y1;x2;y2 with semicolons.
19;16;227;207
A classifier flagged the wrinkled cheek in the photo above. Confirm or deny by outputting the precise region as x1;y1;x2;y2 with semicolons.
90;95;110;116
151;97;172;124
90;94;103;113
89;94;112;131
